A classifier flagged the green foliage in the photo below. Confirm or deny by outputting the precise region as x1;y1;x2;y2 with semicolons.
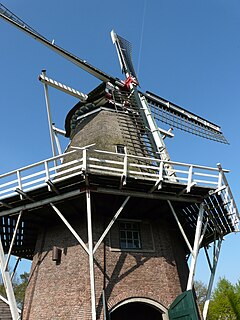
0;272;29;309
207;277;240;320
195;278;240;319
0;283;6;298
14;272;29;308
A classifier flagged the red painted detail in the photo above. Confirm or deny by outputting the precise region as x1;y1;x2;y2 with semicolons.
105;92;112;100
124;76;139;90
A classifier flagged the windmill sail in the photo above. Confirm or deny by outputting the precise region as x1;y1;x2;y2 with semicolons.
0;3;120;85
145;91;229;144
111;30;138;81
111;30;228;145
111;31;171;163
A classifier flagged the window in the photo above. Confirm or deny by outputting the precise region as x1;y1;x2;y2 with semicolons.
119;222;141;249
116;144;126;154
110;220;155;252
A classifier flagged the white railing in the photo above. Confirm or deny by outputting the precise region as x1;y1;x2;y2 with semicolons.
0;147;238;227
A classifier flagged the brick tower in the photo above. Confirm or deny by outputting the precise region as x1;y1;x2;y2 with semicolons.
0;7;239;320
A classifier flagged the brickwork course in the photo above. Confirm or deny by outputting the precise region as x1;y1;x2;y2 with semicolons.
0;295;13;320
22;195;189;320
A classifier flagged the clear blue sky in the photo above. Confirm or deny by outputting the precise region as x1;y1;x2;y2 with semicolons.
0;0;239;287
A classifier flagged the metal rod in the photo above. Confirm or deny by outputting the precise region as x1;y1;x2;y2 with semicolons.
204;246;213;272
39;73;88;101
187;203;205;290
120;154;128;187
139;94;170;160
149;161;164;193
0;7;119;84
187;166;193;193
44;161;51;192
95;187;202;203
53;130;63;156
0;189;84;217
217;163;239;219
93;196;130;254
50;203;89;254
42;70;58;160
202;237;223;320
11;257;21;281
167;200;193;254
16;170;23;199
82;149;87;173
198;218;209;248
0;186;201;218
4;211;23;272
86;189;96;320
46;180;60;195
0;236;19;319
52;125;66;136
102;289;108;320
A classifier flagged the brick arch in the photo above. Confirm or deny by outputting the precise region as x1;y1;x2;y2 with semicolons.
107;287;169;310
108;296;168;316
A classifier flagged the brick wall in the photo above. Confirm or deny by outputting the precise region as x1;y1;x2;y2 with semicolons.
22;195;189;320
0;296;13;320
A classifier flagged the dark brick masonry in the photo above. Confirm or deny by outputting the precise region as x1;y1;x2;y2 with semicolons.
0;296;13;320
22;195;189;320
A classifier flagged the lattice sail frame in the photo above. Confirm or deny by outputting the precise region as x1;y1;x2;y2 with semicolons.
111;31;138;80
145;91;228;144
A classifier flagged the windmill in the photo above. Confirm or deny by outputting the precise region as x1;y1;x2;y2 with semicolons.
0;3;238;320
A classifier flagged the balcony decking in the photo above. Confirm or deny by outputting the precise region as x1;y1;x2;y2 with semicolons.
0;147;238;259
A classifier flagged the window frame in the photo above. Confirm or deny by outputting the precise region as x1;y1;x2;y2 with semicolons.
109;219;155;253
119;221;142;250
115;144;126;154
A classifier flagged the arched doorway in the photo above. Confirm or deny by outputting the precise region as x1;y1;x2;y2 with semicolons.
110;298;166;320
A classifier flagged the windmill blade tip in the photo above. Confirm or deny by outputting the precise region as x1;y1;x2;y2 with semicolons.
110;30;117;43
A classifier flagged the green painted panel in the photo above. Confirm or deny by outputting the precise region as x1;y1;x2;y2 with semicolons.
168;290;201;320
